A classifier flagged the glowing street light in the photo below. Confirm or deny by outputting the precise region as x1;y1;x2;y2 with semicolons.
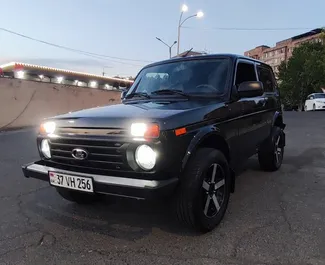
197;11;204;18
39;75;44;80
177;5;204;55
181;4;188;12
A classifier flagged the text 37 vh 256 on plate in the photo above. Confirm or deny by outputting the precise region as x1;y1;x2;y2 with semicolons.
49;172;94;192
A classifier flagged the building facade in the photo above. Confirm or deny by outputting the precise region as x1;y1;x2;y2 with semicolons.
0;62;133;90
244;28;324;74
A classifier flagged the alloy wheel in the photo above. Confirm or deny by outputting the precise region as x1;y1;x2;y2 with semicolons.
201;163;226;218
274;135;283;166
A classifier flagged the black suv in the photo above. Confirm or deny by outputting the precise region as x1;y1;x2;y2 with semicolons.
22;54;286;232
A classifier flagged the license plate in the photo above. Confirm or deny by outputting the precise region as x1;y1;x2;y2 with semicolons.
49;172;94;193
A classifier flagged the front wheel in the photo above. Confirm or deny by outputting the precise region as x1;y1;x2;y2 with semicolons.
56;188;102;204
258;126;285;171
175;148;231;233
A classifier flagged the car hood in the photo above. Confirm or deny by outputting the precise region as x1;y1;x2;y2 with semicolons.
51;99;225;130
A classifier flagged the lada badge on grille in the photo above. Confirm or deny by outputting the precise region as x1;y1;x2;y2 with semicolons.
71;148;89;160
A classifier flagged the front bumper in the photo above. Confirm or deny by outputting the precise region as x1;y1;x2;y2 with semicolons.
22;161;178;200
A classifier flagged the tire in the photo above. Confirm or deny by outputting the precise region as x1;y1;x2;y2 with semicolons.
258;126;284;172
56;188;102;204
175;148;231;233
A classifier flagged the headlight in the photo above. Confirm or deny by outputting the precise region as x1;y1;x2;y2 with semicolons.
41;139;51;158
40;121;56;134
131;123;159;139
135;145;156;170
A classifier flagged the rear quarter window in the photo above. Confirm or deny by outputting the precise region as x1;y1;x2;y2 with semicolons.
257;66;276;92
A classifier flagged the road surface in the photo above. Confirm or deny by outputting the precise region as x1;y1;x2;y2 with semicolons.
1;112;325;265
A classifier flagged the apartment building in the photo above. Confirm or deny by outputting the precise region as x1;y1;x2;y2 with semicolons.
244;28;324;74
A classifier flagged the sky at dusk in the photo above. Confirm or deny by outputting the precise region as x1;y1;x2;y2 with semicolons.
0;0;324;77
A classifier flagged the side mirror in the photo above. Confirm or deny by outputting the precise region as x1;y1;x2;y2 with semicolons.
121;90;127;100
238;81;263;98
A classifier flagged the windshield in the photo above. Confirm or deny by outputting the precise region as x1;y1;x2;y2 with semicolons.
128;58;230;97
315;93;325;99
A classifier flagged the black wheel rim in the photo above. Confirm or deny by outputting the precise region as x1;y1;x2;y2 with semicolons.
201;163;226;218
274;134;283;166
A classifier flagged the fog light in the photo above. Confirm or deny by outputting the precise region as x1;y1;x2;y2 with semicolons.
135;145;156;170
41;139;51;158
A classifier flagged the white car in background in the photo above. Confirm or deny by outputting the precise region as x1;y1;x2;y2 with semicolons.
304;93;325;111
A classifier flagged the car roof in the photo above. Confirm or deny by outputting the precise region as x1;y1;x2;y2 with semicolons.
144;53;265;69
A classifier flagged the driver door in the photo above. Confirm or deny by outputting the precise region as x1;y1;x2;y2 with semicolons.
234;60;266;159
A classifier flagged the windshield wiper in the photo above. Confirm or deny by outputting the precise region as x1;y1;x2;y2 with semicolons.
125;92;151;99
151;89;190;98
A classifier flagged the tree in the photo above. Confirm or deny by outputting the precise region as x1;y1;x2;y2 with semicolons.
278;40;325;109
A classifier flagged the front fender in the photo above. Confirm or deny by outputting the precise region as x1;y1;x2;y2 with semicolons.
181;126;223;171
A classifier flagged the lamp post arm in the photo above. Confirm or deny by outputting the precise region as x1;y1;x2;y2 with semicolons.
180;14;197;27
178;12;184;27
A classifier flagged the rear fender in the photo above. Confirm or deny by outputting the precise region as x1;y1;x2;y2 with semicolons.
272;111;286;130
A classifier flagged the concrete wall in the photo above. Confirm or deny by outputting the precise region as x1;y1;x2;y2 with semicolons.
0;78;122;130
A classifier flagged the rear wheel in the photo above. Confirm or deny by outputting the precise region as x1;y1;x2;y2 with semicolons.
175;148;231;233
258;126;284;171
56;188;102;204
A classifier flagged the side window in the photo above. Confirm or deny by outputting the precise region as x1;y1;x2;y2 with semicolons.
257;66;275;92
235;62;257;87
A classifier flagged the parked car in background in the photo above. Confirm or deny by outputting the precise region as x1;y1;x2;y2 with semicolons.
304;93;325;111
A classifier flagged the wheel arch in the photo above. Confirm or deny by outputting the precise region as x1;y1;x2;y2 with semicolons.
181;127;235;192
272;111;286;129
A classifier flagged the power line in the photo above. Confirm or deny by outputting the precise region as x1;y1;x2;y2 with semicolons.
0;27;151;66
182;26;316;31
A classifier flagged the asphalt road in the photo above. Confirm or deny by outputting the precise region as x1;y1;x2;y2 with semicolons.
1;112;325;265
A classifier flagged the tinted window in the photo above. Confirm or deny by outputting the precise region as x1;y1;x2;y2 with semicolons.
235;62;257;86
314;93;325;99
257;66;275;92
129;59;230;96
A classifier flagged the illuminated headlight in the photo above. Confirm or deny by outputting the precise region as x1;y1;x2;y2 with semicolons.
135;145;156;170
131;123;147;137
41;139;51;158
40;121;56;134
131;123;160;139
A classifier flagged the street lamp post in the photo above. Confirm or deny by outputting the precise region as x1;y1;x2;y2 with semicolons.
156;37;177;58
177;4;204;55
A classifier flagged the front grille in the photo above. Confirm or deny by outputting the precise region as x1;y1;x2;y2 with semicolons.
48;137;131;172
